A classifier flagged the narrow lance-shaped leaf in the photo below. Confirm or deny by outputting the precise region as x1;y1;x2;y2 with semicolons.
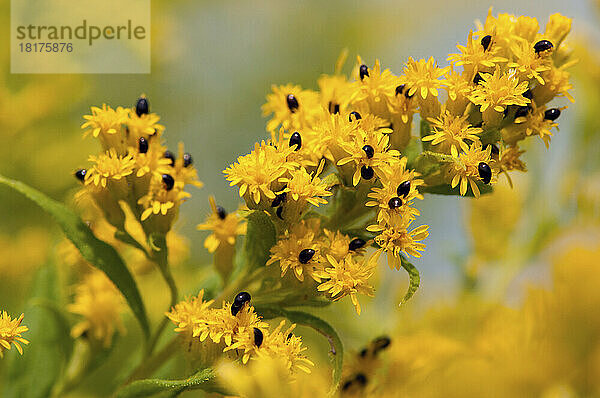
116;368;229;398
399;254;420;304
0;174;150;339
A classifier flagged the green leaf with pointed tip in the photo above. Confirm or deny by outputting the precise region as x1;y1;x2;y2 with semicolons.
420;183;493;197
258;308;343;394
399;255;420;304
243;210;276;271
116;368;229;398
0;174;149;339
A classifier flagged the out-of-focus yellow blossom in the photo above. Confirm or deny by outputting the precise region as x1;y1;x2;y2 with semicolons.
0;228;50;279
0;311;29;358
68;269;126;348
217;356;328;398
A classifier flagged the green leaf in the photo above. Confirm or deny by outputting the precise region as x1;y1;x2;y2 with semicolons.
3;265;70;398
259;308;343;394
0;174;149;339
420;182;493;197
243;210;276;271
116;368;229;398
399;255;420;304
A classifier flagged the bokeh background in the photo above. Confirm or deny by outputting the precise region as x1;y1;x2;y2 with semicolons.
1;0;600;396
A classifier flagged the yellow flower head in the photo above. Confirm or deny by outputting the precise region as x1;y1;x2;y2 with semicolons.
318;73;352;116
322;229;353;262
125;111;165;145
255;321;313;374
313;112;360;163
448;30;507;75
279;160;333;208
469;67;530;113
447;142;496;197
425;108;483;157
350;57;400;117
133;138;172;178
262;84;321;133
81;104;129;139
315;254;376;315
401;57;449;100
534;63;575;105
514;105;563;148
224;140;297;206
171;142;204;189
337;128;400;186
499;145;527;173
507;39;552;85
166;290;215;337
85;148;135;189
197;196;246;253
270;128;324;169
368;218;429;267
68;270;125;348
0;311;29;357
138;173;191;221
443;68;473;102
366;158;423;225
266;218;325;282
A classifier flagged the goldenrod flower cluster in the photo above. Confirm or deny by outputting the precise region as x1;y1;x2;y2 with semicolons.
219;9;573;314
166;290;312;373
77;97;202;235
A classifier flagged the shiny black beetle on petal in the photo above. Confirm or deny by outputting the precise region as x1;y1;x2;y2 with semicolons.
544;108;561;121
286;94;299;112
74;169;87;182
360;165;374;180
359;64;369;80
478;162;492;184
397;181;411;197
481;35;492;51
388;197;403;209
135;97;149;116
534;40;553;53
349;238;366;251
298;248;315;264
289;132;302;150
162;174;175;191
253;328;264;347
